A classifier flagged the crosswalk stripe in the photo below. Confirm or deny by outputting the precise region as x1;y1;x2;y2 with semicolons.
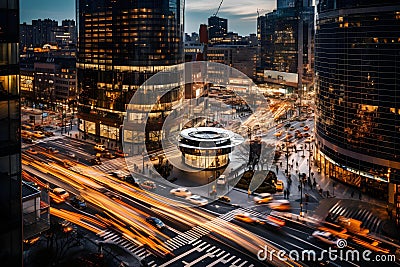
192;240;202;246
237;260;248;267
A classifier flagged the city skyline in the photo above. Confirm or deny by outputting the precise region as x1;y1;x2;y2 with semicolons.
20;0;276;36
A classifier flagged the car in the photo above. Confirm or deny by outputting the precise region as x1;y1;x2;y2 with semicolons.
110;170;125;179
170;187;192;197
53;187;70;200
268;200;291;211
26;148;38;155
253;193;273;204
67;151;76;158
289;126;295;131
48;147;59;153
59;220;74;233
234;213;260;224
70;196;87;209
94;144;106;151
22;137;34;144
146;217;166;229
296;133;303;139
284;123;291;128
275;180;284;192
141;180;156;190
303;132;310;138
259;215;286;229
44;131;54;137
312;230;339;246
90;158;102;165
305;137;312;143
114;150;128;157
300;122;306;127
303;125;310;131
216;175;227;185
218;195;231;202
102;152;115;159
273;131;283;137
186;195;208;205
32;131;46;138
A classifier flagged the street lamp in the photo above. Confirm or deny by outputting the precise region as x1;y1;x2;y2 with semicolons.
300;174;304;217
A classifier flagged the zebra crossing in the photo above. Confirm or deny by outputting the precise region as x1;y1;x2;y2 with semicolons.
154;240;257;267
164;207;268;250
328;202;382;233
97;229;151;259
92;158;131;176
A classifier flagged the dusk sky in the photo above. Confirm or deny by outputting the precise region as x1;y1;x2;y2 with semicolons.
20;0;276;36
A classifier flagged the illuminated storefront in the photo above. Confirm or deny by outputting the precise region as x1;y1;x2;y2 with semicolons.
178;127;243;169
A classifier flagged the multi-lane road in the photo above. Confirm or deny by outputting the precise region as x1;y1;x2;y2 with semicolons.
22;123;400;267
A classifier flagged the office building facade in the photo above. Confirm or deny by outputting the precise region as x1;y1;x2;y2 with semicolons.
77;0;184;145
0;0;22;265
315;0;400;225
257;0;314;88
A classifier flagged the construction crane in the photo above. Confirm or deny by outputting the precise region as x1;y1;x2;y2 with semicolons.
213;0;224;17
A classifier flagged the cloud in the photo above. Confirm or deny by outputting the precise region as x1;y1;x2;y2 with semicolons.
186;0;276;15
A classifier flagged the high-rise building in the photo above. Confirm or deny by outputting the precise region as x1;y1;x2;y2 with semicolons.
77;0;184;145
208;16;228;41
257;0;314;89
0;0;22;265
315;0;400;225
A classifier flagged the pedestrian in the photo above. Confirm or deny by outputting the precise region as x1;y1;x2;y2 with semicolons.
359;191;362;200
287;190;290;199
298;184;301;191
296;162;298;167
280;161;282;167
313;179;316;189
283;189;287;199
351;191;354;198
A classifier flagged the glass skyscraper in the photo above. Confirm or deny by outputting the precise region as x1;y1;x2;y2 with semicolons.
77;0;184;146
0;0;22;265
315;0;400;225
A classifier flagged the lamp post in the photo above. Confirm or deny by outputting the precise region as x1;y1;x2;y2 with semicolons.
300;174;304;217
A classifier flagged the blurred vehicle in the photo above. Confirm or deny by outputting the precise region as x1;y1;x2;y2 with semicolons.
268;200;291;211
102;152;115;159
94;144;106;151
24;181;40;190
285;123;291;128
186;195;208;205
114;150;128;157
303;125;310;131
170;187;192;197
300;122;306;127
104;191;122;200
110;170;124;179
70;196;87;209
90;158;102;165
146;217;166;229
312;230;339;246
296;133;303;139
67;151;76;158
273;131;283;137
303;132;310;138
32;131;45;138
260;215;286;229
253;193;273;204
141;180;156;190
218;195;231;202
275;180;284;192
59;220;74;233
26;148;38;155
289;126;295;131
234;213;260;224
48;147;59;153
22;137;34;144
216;175;227;185
53;187;70;200
44;131;54;137
305;137;312;143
